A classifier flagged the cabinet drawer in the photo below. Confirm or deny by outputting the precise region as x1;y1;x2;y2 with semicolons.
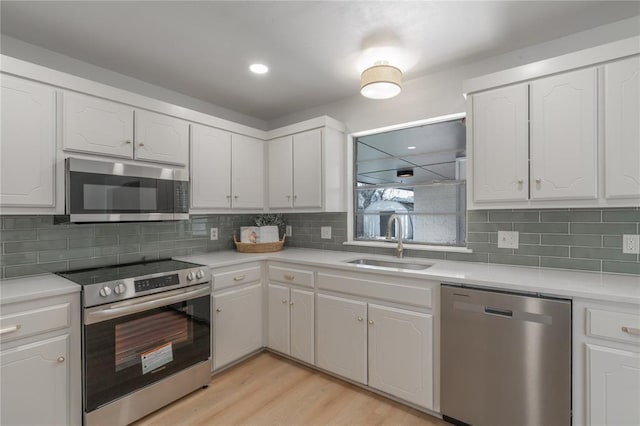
587;308;640;345
213;266;261;290
268;265;314;288
0;303;70;343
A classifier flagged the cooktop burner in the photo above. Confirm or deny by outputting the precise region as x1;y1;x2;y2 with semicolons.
57;259;202;286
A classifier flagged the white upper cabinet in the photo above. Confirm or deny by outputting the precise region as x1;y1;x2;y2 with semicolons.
267;136;294;208
190;127;264;211
63;91;134;158
604;56;640;200
293;129;323;208
268;129;322;209
63;92;188;166
231;134;265;209
190;124;232;209
472;84;529;203
0;75;56;208
530;68;598;200
134;110;189;166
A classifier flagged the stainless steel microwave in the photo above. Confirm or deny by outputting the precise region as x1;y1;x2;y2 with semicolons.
66;157;189;223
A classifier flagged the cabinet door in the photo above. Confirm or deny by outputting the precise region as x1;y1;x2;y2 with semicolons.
213;284;263;370
267;284;290;355
231;134;264;209
530;68;597;200
134;110;189;166
316;294;367;384
191;124;232;209
1;335;69;426
587;344;640;426
63;91;134;158
604;56;640;199
0;75;56;207
368;304;433;409
290;288;314;365
472;85;529;202
268;136;293;208
293;129;322;208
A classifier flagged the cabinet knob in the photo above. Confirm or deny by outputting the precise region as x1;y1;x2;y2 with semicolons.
125;140;132;145
293;195;297;200
57;356;65;363
234;195;239;199
139;142;145;147
517;179;523;184
286;195;291;200
226;195;231;199
284;274;295;281
535;178;541;184
289;301;294;306
357;316;363;322
216;308;222;313
368;320;374;325
281;299;288;304
233;275;246;281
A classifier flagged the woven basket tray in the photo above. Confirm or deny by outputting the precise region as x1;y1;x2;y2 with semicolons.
233;233;286;253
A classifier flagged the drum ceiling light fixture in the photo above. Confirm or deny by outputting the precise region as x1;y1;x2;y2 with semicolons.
360;61;403;100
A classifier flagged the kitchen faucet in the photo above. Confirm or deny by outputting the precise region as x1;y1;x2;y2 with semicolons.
385;214;404;258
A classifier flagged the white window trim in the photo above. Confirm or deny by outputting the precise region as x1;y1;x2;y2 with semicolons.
345;112;472;254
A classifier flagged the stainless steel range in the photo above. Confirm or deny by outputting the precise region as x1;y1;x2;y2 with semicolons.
58;259;211;425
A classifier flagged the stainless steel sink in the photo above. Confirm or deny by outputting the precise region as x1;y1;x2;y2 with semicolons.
346;258;432;270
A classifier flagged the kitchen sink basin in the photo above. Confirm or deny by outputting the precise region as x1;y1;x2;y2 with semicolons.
346;258;432;270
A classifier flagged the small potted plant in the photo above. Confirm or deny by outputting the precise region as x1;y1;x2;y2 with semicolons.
254;213;286;242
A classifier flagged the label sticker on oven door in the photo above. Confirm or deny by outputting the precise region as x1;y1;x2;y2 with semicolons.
141;342;173;374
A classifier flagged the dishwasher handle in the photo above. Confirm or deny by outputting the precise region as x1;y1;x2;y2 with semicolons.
484;306;513;318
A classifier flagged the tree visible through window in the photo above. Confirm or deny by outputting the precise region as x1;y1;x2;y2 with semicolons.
354;116;466;247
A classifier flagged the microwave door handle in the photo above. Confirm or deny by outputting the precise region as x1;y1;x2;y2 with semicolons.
85;285;211;324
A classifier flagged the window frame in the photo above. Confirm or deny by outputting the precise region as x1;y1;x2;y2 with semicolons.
344;112;473;253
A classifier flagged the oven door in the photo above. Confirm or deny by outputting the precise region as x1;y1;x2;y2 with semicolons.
66;157;189;222
83;284;210;413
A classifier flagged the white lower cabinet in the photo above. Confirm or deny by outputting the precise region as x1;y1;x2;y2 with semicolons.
0;292;81;426
368;304;433;408
586;344;640;425
267;284;314;364
316;293;368;384
574;299;640;426
1;335;70;426
212;283;263;370
316;292;434;409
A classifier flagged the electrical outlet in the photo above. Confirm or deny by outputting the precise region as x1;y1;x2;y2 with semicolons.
321;226;332;239
286;225;292;237
210;227;218;241
497;231;519;249
623;234;640;254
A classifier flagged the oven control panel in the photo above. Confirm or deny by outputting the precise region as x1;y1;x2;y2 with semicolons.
135;274;180;292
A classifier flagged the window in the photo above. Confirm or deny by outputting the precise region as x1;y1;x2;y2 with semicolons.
353;115;466;247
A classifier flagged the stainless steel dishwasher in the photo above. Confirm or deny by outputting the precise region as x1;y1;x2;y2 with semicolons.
441;284;571;426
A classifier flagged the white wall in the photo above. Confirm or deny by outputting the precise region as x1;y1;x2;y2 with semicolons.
267;16;640;133
0;35;269;130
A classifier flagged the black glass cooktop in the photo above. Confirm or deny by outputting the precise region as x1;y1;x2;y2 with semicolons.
57;259;203;286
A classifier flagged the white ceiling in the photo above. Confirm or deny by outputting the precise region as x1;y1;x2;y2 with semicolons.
1;1;638;121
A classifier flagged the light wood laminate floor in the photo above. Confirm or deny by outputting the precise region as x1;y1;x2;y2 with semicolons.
133;352;448;426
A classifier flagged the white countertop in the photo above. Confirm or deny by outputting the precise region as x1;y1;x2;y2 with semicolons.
0;273;81;305
177;248;640;305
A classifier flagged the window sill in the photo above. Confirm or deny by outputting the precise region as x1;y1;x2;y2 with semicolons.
343;241;473;253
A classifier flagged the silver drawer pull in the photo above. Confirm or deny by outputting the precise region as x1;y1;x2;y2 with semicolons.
233;275;246;281
622;326;640;336
216;308;222;313
0;324;21;335
281;299;288;304
57;356;65;363
284;274;295;281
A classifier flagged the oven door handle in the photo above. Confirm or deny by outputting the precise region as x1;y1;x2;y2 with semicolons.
84;284;211;324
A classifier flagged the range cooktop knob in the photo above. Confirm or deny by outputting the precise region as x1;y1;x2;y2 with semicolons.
186;272;195;281
114;283;126;295
196;270;205;279
99;286;112;297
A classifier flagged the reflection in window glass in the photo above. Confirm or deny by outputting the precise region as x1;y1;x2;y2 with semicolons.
354;117;466;247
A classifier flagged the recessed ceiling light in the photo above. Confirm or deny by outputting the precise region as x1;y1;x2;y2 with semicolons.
407;146;416;150
249;63;269;74
397;168;414;178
